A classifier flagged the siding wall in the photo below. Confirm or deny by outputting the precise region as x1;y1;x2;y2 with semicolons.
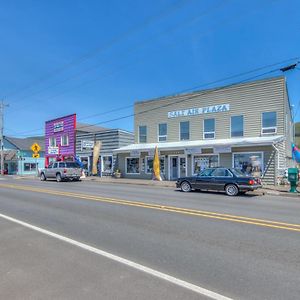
76;130;134;156
134;77;286;143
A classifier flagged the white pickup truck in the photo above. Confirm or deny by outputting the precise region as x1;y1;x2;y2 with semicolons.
40;161;82;182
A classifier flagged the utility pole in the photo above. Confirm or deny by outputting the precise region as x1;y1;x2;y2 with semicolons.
0;100;9;176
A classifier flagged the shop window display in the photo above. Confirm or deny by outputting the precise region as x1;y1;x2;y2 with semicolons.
126;158;140;174
146;157;165;174
233;153;263;177
102;156;113;173
193;155;218;174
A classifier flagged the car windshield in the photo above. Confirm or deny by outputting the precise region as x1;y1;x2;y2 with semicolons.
230;168;250;177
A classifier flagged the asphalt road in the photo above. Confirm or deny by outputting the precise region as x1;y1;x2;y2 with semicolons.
0;177;300;300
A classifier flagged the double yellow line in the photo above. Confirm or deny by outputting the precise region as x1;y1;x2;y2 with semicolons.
1;183;300;233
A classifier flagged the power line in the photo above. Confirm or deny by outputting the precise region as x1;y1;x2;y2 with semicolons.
3;0;191;100
8;0;230;113
15;60;296;137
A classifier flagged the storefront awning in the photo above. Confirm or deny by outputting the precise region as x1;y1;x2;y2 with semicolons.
113;135;284;153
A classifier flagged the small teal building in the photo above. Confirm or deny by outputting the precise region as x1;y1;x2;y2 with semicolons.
2;136;45;175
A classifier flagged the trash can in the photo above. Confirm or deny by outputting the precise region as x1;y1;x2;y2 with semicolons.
288;168;299;193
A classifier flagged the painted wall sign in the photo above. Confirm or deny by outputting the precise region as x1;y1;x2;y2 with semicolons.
81;140;94;150
53;121;64;132
130;150;141;157
214;146;232;154
185;147;202;155
48;146;59;154
168;104;230;118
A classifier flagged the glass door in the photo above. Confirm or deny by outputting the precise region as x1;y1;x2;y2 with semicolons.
170;157;178;180
179;157;186;178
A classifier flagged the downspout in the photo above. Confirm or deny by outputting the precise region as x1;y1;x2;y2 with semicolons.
272;143;280;185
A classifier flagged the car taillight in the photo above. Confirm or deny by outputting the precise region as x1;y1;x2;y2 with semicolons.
63;169;67;173
248;179;255;185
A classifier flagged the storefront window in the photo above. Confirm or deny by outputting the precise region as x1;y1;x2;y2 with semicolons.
80;157;89;170
126;157;140;174
102;156;113;172
24;163;37;172
145;157;165;174
233;152;263;177
193;155;218;174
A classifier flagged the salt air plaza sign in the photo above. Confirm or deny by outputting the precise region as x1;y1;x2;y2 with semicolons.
168;104;230;118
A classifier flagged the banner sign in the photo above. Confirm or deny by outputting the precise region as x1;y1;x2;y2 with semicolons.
81;140;94;150
48;147;59;154
168;104;230;118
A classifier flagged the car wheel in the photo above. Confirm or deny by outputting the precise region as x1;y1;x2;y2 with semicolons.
180;181;192;192
225;184;239;196
40;173;46;181
56;173;62;182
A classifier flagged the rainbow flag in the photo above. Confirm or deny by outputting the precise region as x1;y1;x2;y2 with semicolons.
292;144;300;163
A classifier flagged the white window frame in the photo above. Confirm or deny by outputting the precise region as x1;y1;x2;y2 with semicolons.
232;151;264;172
60;134;69;147
138;126;147;143
49;137;56;147
101;155;113;173
192;153;220;175
145;155;166;174
261;112;277;135
158;123;167;142
230;115;244;138
125;157;140;174
203;119;215;140
179;121;190;141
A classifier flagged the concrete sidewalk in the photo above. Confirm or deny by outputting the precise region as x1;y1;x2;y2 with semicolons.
4;174;300;198
82;176;300;197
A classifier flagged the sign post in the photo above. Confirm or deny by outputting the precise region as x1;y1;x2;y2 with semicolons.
31;143;41;177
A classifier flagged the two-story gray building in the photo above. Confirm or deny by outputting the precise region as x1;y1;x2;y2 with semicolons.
76;126;134;176
114;76;294;185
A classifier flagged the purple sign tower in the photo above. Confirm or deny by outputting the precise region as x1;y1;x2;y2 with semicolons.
45;114;76;167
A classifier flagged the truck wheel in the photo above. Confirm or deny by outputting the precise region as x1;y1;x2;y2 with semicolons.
56;173;62;182
40;173;46;181
225;184;239;196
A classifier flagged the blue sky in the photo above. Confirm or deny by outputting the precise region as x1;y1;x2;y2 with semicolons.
1;0;300;137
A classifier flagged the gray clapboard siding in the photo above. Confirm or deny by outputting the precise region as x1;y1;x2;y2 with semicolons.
134;77;286;143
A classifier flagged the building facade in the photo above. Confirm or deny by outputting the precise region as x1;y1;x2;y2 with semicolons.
2;136;45;175
45;114;76;167
76;129;134;176
115;76;294;185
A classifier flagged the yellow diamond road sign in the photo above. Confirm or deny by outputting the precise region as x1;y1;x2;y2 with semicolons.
31;143;41;153
32;153;40;158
